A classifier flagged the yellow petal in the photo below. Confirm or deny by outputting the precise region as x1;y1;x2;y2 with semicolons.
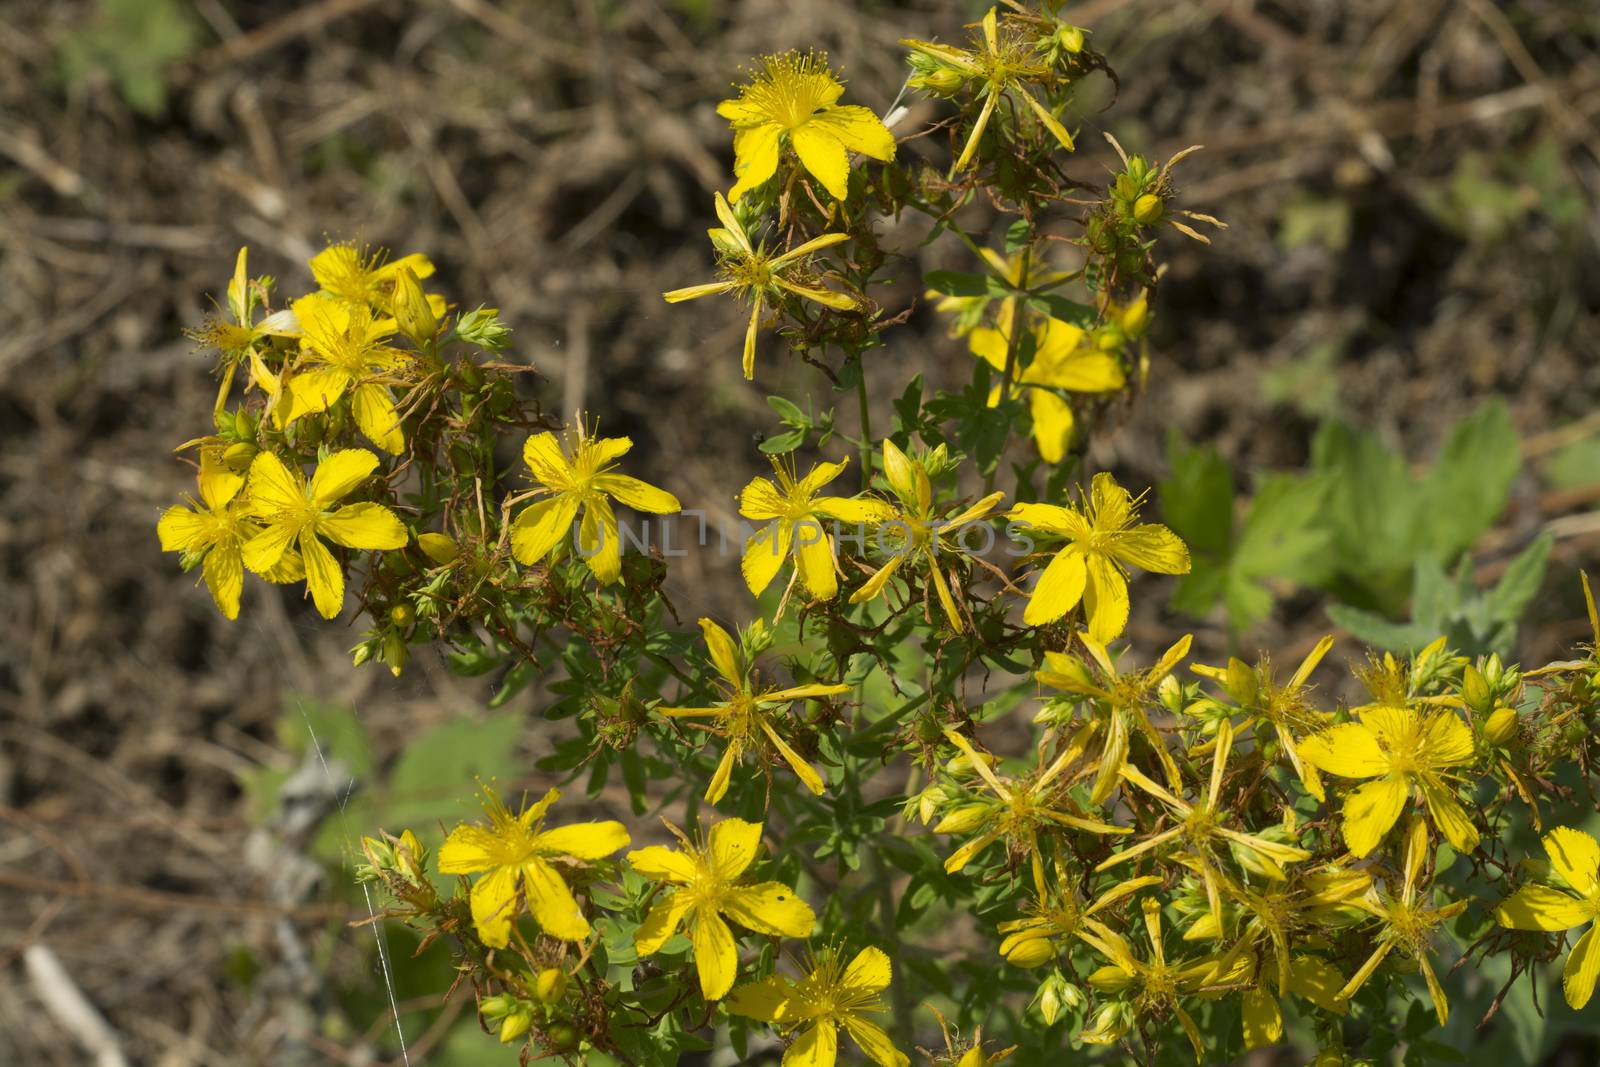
842;945;892;995
308;449;380;506
247;450;305;514
521;856;589;941
1112;524;1191;575
1022;546;1087;626
811;496;896;523
663;279;740;303
1016;85;1075;152
299;530;344;619
848;552;907;605
1563;924;1600;1010
842;1015;908;1067
1298;723;1388;779
1545;827;1600;897
466;864;520;948
690;908;739;1000
742;519;793;596
319;502;407;551
784;1022;838;1067
349;383;404;454
725;975;792;1023
157;504;210;553
627;846;696;884
1026;387;1074;464
706;742;739;804
722;881;815;938
759;719;825;795
1008;501;1088;537
438;824;499;873
634;890;694;955
594;472;680;513
792;520;837;599
698;617;743;685
881;438;916;501
1082;552;1131;643
577;496;621;584
533;820;630;860
708;817;764;879
739;475;787;520
522;431;570;486
742;300;761;379
1286;956;1348;1012
1419;777;1480;854
1419;710;1475;768
791;125;850;201
774;277;858;311
796;458;851;498
728;123;782;203
1340;776;1408;858
1496;884;1595;931
811;104;896;161
510;495;578;566
201;542;243;620
241;519;298;575
968;325;1010;372
1240;988;1282;1050
285;365;351;423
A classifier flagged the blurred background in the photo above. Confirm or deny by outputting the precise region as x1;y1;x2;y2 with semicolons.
2;0;1598;1063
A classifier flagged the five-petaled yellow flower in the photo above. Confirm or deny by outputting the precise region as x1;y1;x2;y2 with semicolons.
241;449;408;619
309;242;443;317
1335;818;1468;1025
1495;826;1600;1009
969;317;1125;464
739;455;894;601
659;618;847;803
726;944;909;1067
663;193;859;379
902;8;1076;172
848;439;1005;632
287;293;412;454
508;422;680;585
628;817;815;1000
1298;703;1479;859
718;51;896;203
1010;471;1190;639
438;785;629;948
158;455;301;619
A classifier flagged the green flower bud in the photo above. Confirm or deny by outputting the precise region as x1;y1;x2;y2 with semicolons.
393;265;438;345
534;968;567;1005
417;531;460;565
1484;705;1518;746
1462;664;1492;713
1057;25;1086;53
223;441;258;472
1133;192;1164;225
456;307;512;351
932;802;991;835
1003;935;1057;969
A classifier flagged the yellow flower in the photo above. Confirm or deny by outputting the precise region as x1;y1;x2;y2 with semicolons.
1495;826;1600;1009
628;817;815;1000
717;51;896;203
663;193;859;379
969;317;1125;463
286;293;412;454
1099;720;1312;932
437;786;629;947
157;454;302;619
902;8;1076;172
726;944;908;1067
936;725;1127;886
1081;897;1241;1061
241;449;408;619
659;618;847;804
1010;471;1190;639
738;455;895;601
847;439;1004;632
995;860;1158;969
1297;703;1479;858
1190;636;1336;801
1335;818;1469;1025
1036;633;1191;804
309;242;444;317
508;422;680;585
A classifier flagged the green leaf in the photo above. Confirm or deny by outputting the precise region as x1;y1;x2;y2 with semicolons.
766;394;806;424
1025;293;1096;327
1421;399;1519;560
1327;602;1432;653
381;713;523;833
759;428;806;454
922;270;994;298
1486;533;1553;623
1159;433;1234;557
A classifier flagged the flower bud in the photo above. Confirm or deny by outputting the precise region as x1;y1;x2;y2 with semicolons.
393;266;438;345
912;67;966;95
543;1021;580;1053
390;602;415;627
223;441;258;472
1483;705;1518;746
418;531;460;565
1224;656;1258;705
1133;192;1164;225
1057;25;1085;53
1157;672;1184;713
456;307;511;351
957;1047;986;1067
382;631;408;677
1002;935;1056;969
1087;964;1135;993
933;802;991;835
1119;296;1151;338
498;1007;533;1044
1032;973;1079;1025
1461;664;1491;713
534;967;567;1004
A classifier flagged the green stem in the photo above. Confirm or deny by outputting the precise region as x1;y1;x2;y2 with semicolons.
983;245;1030;495
853;351;873;491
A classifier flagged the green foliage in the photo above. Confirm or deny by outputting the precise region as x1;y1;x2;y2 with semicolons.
56;0;200;115
1161;400;1535;648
